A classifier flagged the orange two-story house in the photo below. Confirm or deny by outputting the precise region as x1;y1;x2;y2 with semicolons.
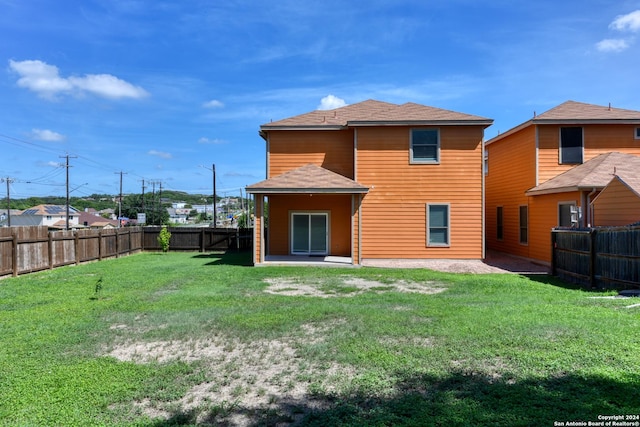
485;100;640;264
246;100;493;265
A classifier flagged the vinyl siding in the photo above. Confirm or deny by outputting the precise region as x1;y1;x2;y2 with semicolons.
356;126;484;259
538;124;640;184
593;179;640;226
268;130;354;179
529;191;581;263
485;126;536;259
267;194;352;256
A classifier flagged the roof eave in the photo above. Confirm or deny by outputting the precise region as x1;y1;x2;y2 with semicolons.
346;120;493;127
525;185;604;196
246;187;369;195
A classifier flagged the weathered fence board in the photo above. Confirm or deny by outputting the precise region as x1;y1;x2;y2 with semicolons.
552;226;640;288
0;226;251;278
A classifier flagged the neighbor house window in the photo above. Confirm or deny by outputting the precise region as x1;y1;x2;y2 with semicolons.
496;206;503;240
484;149;489;175
558;203;579;228
427;203;450;246
519;205;528;245
635;127;640;140
559;127;583;164
411;129;439;163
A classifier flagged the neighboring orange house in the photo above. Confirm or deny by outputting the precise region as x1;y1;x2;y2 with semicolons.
592;173;640;227
485;101;640;264
246;100;493;265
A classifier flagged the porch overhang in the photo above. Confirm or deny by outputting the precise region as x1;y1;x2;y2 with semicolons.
245;163;369;195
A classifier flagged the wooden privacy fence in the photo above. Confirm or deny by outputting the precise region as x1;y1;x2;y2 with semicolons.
0;226;143;277
0;226;252;278
142;227;252;251
552;225;640;288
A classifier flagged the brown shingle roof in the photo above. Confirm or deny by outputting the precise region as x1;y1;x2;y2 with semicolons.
535;100;640;121
526;152;640;196
245;164;369;194
486;101;640;146
261;99;492;130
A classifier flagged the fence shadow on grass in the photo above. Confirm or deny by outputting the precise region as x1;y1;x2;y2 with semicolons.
191;249;253;267
146;370;640;426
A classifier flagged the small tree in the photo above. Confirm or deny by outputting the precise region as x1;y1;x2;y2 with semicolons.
157;226;171;252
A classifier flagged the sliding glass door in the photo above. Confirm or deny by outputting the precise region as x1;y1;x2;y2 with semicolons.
291;213;328;255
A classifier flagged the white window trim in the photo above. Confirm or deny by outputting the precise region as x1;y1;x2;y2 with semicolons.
410;128;440;164
559;126;584;165
289;211;330;256
426;203;450;247
519;205;528;246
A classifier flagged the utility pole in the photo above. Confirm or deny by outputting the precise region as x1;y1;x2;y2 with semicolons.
115;171;127;227
201;164;216;227
151;181;157;225
60;154;77;230
1;177;14;227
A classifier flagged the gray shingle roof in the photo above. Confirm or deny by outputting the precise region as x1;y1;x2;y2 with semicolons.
526;152;640;195
246;164;369;194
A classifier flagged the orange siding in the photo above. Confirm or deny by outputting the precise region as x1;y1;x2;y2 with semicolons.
593;179;640;226
538;124;640;184
485;126;537;259
357;126;484;259
267;194;352;256
268;130;354;178
528;191;581;263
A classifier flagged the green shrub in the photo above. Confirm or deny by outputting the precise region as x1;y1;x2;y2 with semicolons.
157;226;171;252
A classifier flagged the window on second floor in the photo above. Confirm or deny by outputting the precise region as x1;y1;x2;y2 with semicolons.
559;127;583;164
635;127;640;140
411;129;439;164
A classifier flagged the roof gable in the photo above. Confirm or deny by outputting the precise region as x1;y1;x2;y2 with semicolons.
262;99;492;130
526;152;640;196
246;164;368;194
21;205;79;216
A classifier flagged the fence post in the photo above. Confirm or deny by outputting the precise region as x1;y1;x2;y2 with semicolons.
116;229;120;258
551;230;556;276
200;228;205;252
75;231;80;265
590;229;597;289
48;230;54;270
12;229;18;277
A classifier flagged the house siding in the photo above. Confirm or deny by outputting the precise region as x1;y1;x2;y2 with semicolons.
593;179;640;226
268;130;354;179
357;126;484;259
528;191;581;262
538;124;640;184
485;126;537;259
267;194;352;256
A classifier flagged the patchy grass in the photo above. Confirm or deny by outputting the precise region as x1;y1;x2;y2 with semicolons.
0;251;639;426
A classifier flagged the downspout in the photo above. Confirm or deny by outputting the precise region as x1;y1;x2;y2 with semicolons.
587;188;597;227
481;131;486;260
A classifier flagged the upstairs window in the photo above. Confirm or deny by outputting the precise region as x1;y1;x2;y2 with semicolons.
635;127;640;139
411;129;439;163
560;127;583;164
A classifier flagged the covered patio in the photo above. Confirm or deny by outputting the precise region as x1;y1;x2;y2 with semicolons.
246;164;368;266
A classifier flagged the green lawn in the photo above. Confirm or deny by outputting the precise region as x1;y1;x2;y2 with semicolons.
0;251;639;426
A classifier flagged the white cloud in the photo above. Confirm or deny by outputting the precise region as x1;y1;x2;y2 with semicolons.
202;99;224;108
596;38;630;52
198;137;227;144
148;150;172;159
610;10;640;32
8;59;148;100
31;129;66;142
317;94;347;110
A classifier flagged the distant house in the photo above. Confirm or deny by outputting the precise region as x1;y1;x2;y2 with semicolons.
11;204;80;228
592;173;640;227
485;101;640;263
0;209;23;227
246;99;493;265
78;209;119;229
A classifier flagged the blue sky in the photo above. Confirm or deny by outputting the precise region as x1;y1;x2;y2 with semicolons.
2;0;640;199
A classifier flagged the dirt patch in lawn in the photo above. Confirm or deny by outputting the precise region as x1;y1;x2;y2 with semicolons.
263;277;447;298
106;321;357;426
